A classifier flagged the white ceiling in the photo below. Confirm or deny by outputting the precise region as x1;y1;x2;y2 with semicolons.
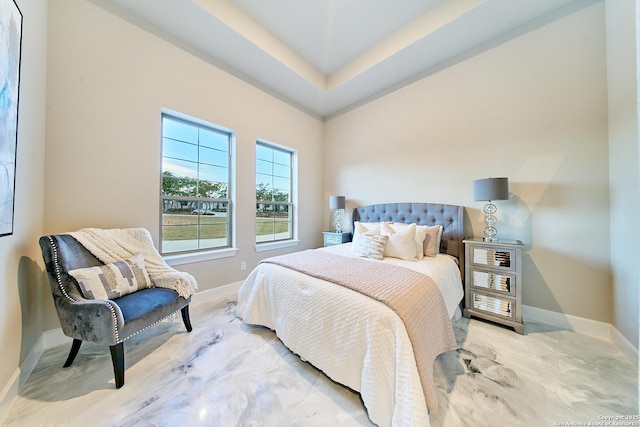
91;0;597;119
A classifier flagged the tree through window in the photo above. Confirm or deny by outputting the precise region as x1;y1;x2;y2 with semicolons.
256;141;294;243
161;114;232;254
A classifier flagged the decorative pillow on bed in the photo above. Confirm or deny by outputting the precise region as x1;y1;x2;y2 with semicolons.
355;234;389;260
69;253;151;300
423;225;443;257
380;222;417;261
389;222;429;260
351;222;381;253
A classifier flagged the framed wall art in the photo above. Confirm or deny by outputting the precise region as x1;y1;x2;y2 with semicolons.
0;0;22;237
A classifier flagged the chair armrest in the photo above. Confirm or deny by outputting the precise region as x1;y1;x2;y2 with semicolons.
54;295;125;346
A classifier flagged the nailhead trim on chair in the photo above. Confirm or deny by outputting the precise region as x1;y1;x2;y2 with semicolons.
47;236;121;343
120;309;185;342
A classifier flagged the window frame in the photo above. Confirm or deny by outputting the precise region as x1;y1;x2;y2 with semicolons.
160;110;236;260
255;139;298;249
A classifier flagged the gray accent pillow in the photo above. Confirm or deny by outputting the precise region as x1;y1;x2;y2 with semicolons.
423;225;443;257
69;253;151;300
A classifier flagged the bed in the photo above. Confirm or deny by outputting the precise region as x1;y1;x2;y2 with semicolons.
236;203;465;427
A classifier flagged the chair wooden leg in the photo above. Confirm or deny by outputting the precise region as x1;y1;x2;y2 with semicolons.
63;339;83;368
181;305;193;332
109;343;125;389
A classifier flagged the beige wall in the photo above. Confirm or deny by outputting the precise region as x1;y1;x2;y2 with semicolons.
2;0;637;410
606;0;639;348
0;0;48;409
44;0;324;307
324;3;613;323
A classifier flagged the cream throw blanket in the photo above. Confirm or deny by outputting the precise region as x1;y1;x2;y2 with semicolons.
262;249;457;411
68;228;197;298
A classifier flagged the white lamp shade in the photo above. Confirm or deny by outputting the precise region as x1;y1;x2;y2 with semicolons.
329;196;345;209
473;178;509;201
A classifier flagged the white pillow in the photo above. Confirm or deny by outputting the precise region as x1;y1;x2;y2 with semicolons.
380;223;417;261
389;222;429;260
423;225;443;257
351;222;381;253
356;234;389;261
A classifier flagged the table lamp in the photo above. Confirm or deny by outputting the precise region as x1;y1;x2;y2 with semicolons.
473;177;509;242
329;196;345;233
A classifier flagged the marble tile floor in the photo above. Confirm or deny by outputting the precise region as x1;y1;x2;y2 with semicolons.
2;298;637;427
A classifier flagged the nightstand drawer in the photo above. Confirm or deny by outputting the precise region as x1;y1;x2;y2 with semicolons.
470;291;515;321
323;232;351;247
470;246;517;272
470;269;516;296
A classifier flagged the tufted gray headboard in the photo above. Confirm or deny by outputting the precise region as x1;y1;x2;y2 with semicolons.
351;202;465;279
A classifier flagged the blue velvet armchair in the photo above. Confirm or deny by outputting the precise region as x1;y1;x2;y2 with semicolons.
39;234;193;388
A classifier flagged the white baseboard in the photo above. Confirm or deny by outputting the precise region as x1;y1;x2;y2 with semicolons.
522;304;638;368
611;325;639;369
522;304;611;339
192;281;242;305
0;327;70;424
0;369;18;425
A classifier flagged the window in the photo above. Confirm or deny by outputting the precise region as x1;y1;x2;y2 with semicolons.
256;141;294;243
161;113;232;255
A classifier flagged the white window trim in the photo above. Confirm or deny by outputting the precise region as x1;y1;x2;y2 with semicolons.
164;247;239;266
254;239;300;253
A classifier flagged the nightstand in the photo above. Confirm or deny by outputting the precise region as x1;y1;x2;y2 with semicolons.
323;231;351;247
463;238;524;334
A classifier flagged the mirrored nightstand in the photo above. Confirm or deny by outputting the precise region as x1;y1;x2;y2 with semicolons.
323;231;351;247
463;238;524;334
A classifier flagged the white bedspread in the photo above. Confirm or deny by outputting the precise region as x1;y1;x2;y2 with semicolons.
236;244;463;427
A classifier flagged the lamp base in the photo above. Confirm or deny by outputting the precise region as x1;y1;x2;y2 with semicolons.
334;209;343;233
482;202;499;242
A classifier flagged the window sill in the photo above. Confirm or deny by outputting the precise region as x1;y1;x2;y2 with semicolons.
164;247;239;266
255;239;300;252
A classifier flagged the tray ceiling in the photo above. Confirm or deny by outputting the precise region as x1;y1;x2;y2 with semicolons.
91;0;597;119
